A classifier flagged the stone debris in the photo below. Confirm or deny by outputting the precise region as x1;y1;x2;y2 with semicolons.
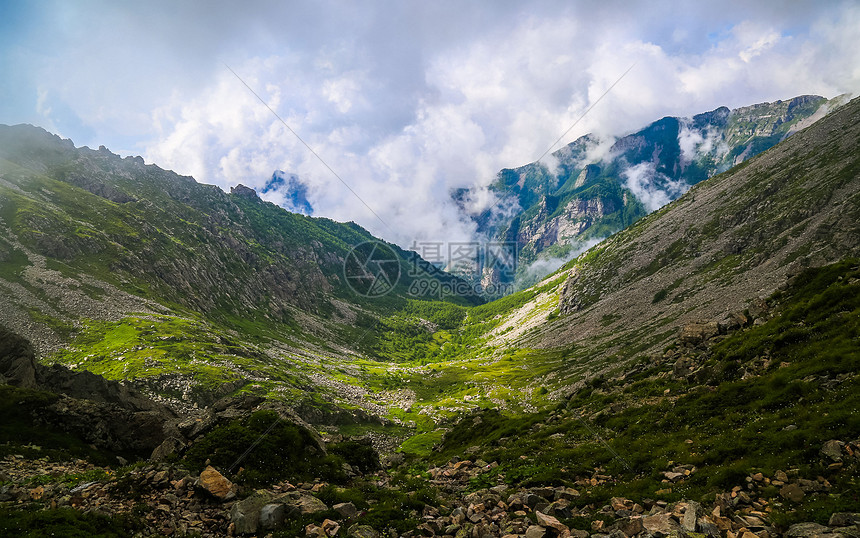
1;438;858;537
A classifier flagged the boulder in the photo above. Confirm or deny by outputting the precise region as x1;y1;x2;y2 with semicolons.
821;440;844;462
780;483;805;503
830;514;860;527
535;510;569;533
283;491;329;515
347;524;380;538
785;522;832;538
321;519;340;537
680;322;720;346
615;517;645;537
198;466;237;501
682;501;700;532
230;490;275;534
0;325;38;388
260;503;286;530
334;501;358;518
642;513;678;536
150;436;185;462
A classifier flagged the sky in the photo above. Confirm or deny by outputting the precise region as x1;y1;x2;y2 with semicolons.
2;0;859;249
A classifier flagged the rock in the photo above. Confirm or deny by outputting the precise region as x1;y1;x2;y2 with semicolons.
545;500;572;519
150;436;185;462
0;325;38;388
830;514;860;527
347;525;379;538
785;522;832;537
524;493;550;509
611;497;633;511
382;453;405;468
555;486;580;500
321;519;340;537
682;501;700;532
780;483;805;503
642;513;678;536
230;490;275;534
198;466;236;501
698;518;721;538
535;511;568;533
680;322;720;346
821;440;844;462
525;525;547;538
284;492;329;515
663;471;686;482
260;503;286;530
616;517;645;537
334;501;358;518
230;184;260;200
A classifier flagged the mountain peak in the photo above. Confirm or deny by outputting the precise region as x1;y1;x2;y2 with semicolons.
229;183;260;200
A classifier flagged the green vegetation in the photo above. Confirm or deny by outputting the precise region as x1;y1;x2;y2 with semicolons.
183;410;346;487
427;261;860;517
0;506;142;538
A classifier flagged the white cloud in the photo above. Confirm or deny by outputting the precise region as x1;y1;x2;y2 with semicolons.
622;162;690;212
4;1;860;251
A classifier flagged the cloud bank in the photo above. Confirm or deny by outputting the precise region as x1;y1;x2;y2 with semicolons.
3;1;860;248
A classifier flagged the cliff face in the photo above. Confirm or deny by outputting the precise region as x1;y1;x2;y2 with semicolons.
537;94;860;356
516;196;614;252
470;94;845;290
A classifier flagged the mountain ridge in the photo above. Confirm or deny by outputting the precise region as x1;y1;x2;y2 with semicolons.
468;94;848;291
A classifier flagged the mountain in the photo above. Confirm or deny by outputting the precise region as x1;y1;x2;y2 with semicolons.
0;124;480;409
1;95;859;536
469;94;847;291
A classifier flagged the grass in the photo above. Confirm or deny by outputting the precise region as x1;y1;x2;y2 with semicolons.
182;410;348;487
0;506;142;538
419;260;860;520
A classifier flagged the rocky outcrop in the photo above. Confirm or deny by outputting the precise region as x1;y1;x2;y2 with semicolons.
0;324;39;388
517;197;613;252
1;325;178;455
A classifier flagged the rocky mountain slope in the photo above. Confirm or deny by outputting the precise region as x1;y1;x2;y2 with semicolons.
0;124;482;413
1;95;859;537
468;94;846;291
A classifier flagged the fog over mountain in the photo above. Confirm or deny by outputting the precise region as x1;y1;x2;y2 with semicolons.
3;1;860;251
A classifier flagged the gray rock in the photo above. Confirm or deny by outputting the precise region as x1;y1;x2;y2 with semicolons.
334;501;358;518
821;440;844;462
0;326;38;388
524;493;550;509
786;522;832;538
281;491;328;515
682;501;700;532
150;436;184;462
259;503;286;530
780;483;806;503
229;490;275;534
830;514;860;527
347;525;380;538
